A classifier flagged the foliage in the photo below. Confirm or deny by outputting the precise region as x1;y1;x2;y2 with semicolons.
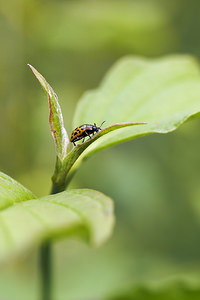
1;0;200;299
0;172;114;262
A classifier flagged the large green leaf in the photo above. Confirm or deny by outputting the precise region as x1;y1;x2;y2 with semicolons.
0;186;114;262
73;55;200;156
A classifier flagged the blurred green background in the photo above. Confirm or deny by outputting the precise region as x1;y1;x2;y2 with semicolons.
1;0;200;299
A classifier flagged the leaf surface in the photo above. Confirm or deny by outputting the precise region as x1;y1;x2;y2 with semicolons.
0;188;114;262
73;55;200;156
0;172;36;210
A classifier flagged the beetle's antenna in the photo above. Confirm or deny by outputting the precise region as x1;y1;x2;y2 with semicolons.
100;120;106;128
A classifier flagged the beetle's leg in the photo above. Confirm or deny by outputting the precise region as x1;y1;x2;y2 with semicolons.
84;131;92;140
82;138;85;143
73;142;76;146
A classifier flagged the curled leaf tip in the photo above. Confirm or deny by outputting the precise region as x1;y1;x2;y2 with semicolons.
27;64;38;75
28;64;69;161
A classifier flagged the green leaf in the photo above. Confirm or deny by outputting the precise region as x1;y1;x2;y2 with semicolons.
73;55;200;156
0;171;36;210
0;189;114;262
52;122;146;187
28;64;69;161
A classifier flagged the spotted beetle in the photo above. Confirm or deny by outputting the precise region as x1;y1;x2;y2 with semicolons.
70;121;105;146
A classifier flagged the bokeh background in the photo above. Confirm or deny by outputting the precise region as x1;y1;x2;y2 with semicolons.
1;0;200;299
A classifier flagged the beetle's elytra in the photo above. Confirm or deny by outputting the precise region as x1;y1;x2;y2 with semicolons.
70;121;105;146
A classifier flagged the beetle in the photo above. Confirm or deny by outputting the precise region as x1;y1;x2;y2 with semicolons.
70;121;106;146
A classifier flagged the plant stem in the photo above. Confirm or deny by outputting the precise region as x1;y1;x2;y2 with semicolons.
51;182;65;194
39;182;66;300
39;243;52;300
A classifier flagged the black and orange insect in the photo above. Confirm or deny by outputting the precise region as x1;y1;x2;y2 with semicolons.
70;121;105;146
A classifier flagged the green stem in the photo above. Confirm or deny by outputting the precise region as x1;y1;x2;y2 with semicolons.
51;182;65;194
39;182;66;300
39;243;52;300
